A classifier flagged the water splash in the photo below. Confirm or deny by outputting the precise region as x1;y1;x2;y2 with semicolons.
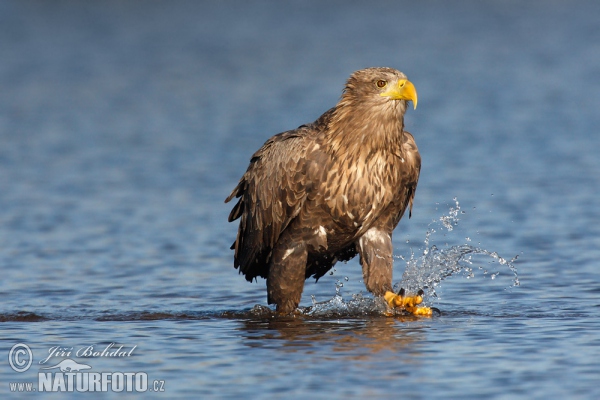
438;197;462;231
398;198;520;300
398;244;520;300
304;198;519;317
305;293;386;317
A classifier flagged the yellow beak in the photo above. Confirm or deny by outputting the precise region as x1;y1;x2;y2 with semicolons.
380;79;418;109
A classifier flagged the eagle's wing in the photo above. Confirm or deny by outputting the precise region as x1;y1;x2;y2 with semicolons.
226;128;315;281
401;130;421;220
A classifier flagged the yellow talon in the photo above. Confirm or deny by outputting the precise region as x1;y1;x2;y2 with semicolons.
384;288;432;317
411;306;433;316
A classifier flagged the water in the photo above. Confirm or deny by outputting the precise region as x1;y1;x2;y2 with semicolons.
398;199;520;300
1;1;600;398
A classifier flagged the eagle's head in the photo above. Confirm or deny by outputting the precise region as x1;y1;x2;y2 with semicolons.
341;67;418;114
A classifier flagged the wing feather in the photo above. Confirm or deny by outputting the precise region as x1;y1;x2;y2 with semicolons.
225;129;312;281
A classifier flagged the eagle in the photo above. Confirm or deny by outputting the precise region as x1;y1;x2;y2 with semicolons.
226;67;427;315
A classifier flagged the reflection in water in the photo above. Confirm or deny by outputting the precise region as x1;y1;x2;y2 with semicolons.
238;316;426;362
0;309;426;364
0;311;48;322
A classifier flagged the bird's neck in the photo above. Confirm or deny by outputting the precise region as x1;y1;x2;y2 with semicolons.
324;100;406;159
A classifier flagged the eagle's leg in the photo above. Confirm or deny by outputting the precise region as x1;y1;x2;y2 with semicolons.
357;228;394;296
267;231;308;314
357;228;432;316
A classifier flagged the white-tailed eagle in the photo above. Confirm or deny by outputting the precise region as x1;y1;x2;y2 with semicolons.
226;67;429;315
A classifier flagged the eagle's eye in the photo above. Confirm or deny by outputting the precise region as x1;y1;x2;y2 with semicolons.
376;80;387;88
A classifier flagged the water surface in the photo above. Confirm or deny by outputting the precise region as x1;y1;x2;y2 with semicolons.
1;1;599;398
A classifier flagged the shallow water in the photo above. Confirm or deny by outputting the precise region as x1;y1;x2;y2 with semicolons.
1;1;600;398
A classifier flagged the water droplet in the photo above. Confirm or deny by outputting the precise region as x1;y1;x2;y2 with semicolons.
396;198;519;301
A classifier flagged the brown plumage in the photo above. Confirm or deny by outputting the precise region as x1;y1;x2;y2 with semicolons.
226;67;420;313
